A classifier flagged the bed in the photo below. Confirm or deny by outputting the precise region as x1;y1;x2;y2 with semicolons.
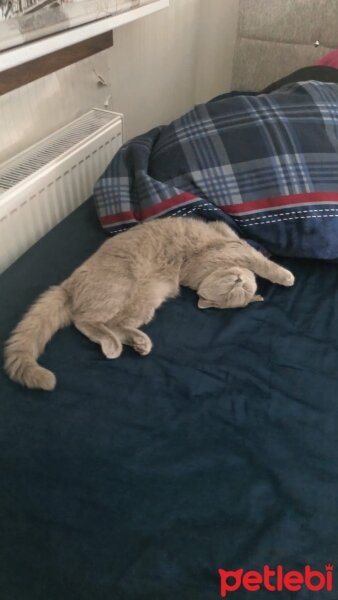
3;0;338;579
1;187;337;598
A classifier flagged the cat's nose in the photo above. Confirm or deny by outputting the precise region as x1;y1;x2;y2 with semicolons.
236;275;242;283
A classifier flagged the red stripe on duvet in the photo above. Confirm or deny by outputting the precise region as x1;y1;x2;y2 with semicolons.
100;192;197;226
220;192;338;215
100;210;135;225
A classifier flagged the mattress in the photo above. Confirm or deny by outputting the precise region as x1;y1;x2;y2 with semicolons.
0;198;337;599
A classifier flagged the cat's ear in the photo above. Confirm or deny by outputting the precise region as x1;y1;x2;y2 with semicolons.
198;297;214;309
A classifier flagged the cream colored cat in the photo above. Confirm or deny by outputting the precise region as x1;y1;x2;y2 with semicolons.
4;217;295;391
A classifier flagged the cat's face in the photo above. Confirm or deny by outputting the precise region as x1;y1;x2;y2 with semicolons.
197;267;257;309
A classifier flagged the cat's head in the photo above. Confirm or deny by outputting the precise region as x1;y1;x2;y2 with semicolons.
197;267;258;309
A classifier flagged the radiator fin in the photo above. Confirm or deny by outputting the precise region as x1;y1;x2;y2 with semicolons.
0;110;116;192
0;109;123;273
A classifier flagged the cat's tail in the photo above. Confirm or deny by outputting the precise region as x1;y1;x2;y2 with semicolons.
4;285;71;391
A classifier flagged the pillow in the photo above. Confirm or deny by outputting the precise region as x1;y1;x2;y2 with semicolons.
94;81;338;260
315;49;338;69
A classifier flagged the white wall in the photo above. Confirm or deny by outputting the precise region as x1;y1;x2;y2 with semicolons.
0;46;112;164
194;0;239;104
108;0;199;141
0;0;239;163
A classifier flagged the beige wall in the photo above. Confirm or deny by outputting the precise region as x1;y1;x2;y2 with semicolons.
232;0;338;91
0;0;239;163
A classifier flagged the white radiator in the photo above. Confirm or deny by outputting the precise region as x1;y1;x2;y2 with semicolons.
0;109;123;273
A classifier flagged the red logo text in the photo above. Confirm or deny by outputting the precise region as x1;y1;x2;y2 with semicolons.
218;564;334;597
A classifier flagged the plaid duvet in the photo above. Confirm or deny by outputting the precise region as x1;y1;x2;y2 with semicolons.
94;81;338;259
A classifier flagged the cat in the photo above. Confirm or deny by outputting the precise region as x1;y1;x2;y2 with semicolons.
4;217;295;391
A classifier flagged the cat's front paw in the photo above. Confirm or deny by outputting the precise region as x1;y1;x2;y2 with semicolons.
280;270;295;287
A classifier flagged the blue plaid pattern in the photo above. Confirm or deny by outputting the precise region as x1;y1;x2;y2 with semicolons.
94;81;338;259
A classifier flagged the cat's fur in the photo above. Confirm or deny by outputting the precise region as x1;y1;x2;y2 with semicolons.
4;217;295;391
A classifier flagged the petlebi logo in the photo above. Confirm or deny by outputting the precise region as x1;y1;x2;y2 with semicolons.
218;564;334;597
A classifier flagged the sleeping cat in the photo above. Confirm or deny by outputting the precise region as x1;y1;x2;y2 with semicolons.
4;217;295;391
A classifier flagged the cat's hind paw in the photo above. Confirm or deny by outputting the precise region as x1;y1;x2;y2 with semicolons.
101;337;123;359
250;294;264;303
133;333;153;356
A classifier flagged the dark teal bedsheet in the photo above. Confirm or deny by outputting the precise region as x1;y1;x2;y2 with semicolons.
0;199;337;599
